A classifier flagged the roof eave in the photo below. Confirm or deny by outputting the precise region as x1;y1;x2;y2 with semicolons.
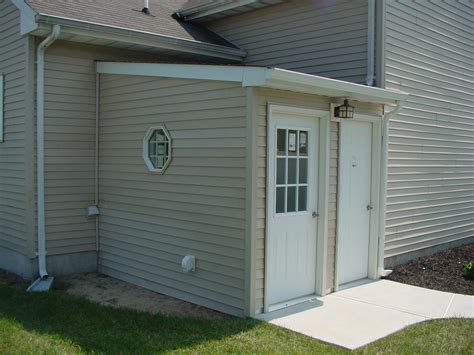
266;69;408;105
9;0;246;61
176;0;259;21
95;63;409;105
34;15;246;61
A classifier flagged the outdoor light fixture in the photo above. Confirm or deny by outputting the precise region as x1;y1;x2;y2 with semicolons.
334;99;354;119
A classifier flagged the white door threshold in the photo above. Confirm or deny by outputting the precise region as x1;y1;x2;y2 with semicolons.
337;278;377;291
267;293;319;313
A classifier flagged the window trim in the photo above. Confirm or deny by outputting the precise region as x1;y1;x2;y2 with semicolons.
143;125;172;173
0;74;4;143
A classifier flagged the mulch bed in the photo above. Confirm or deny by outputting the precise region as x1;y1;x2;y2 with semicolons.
385;243;474;295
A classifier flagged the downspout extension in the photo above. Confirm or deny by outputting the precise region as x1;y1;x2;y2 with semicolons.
36;24;61;280
377;100;402;276
366;0;376;86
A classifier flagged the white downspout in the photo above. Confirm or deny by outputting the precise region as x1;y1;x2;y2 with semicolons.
95;74;100;254
377;100;402;276
36;24;61;279
366;0;375;86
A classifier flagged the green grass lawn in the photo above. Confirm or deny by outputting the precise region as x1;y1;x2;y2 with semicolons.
0;281;472;354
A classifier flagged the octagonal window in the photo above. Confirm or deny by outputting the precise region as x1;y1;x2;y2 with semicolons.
143;126;172;173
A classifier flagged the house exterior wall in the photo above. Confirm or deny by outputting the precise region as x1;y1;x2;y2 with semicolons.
98;75;248;316
383;0;474;265
0;0;35;277
207;0;369;84
41;41;180;273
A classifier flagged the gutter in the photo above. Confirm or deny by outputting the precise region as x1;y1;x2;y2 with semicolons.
377;100;403;277
175;0;260;21
35;15;246;61
366;0;376;86
28;24;61;290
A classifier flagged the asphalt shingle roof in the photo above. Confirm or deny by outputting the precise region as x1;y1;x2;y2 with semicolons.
25;0;237;47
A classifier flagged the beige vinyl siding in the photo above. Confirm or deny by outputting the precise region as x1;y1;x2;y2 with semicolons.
98;75;248;316
43;42;175;257
384;1;474;259
0;0;28;255
207;0;369;84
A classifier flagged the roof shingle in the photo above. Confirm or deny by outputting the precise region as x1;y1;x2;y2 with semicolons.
26;0;237;47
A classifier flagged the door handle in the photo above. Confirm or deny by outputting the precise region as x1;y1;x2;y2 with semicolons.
367;204;373;211
312;211;319;218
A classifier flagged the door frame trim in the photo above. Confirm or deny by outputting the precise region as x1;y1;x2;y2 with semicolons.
264;104;330;313
334;113;382;291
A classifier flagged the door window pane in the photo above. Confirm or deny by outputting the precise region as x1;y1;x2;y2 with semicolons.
275;128;310;214
299;158;308;184
288;130;298;156
298;186;307;212
276;187;285;213
299;131;308;156
287;158;297;184
287;187;296;212
277;129;286;156
277;158;286;185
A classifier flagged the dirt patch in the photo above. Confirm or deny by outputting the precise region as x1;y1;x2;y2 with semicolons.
56;273;230;320
0;269;25;285
385;243;474;295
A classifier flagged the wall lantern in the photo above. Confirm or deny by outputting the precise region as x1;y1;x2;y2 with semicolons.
334;99;354;119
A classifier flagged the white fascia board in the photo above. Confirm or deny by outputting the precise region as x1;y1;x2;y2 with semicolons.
266;68;408;104
179;0;258;21
10;0;39;35
96;62;267;85
96;63;408;105
35;15;246;61
0;74;3;142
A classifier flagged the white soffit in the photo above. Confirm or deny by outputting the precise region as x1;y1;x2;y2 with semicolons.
96;62;408;105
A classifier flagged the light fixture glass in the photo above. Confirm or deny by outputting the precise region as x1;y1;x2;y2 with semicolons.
335;99;354;119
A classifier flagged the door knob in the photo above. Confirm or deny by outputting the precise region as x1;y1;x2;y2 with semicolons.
312;211;319;218
367;204;373;211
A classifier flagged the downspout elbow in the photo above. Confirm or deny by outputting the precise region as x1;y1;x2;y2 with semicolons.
36;24;61;279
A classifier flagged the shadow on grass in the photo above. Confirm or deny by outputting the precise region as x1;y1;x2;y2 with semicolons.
0;282;259;353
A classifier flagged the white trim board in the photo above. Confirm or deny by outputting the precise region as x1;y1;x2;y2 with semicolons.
96;63;408;105
0;74;3;142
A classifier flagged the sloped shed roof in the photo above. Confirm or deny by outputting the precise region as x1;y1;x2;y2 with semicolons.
25;0;237;47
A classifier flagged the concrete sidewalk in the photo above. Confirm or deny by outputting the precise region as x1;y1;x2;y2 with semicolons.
257;280;473;350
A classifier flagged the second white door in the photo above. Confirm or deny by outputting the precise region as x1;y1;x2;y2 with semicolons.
338;120;373;286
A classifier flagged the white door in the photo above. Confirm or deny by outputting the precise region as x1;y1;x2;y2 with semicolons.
267;112;319;308
338;120;373;285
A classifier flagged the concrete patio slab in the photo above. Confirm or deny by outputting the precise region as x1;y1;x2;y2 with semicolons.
333;280;454;318
256;280;473;350
444;294;474;318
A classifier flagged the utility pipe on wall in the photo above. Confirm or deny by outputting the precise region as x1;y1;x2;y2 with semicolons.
377;100;402;276
36;24;61;279
366;0;376;86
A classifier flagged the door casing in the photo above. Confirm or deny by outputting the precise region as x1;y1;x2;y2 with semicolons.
335;114;382;291
264;104;330;313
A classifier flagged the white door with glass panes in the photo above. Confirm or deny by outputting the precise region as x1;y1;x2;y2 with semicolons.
267;110;319;308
